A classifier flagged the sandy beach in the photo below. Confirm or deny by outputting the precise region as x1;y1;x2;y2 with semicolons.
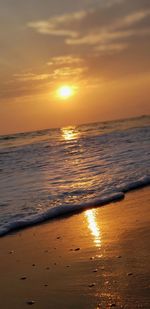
0;187;150;309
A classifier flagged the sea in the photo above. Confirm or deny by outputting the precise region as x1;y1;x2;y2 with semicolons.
0;116;150;236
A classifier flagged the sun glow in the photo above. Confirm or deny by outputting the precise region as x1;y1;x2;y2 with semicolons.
57;85;74;99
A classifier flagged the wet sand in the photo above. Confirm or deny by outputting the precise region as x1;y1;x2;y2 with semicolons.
0;187;150;309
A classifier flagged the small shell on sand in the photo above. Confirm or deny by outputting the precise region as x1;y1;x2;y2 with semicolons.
88;283;96;288
26;300;35;305
92;269;98;272
20;276;27;280
127;272;133;276
9;250;14;254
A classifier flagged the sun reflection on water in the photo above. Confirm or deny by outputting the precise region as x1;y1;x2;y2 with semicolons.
61;127;80;141
61;127;101;248
85;209;101;247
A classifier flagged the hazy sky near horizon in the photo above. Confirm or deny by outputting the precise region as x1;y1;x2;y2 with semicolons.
0;0;150;134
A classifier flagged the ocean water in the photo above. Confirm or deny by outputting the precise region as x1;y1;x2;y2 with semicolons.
0;116;150;236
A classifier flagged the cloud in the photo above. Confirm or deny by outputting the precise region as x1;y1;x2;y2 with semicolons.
47;55;87;81
14;73;51;81
1;0;150;102
119;10;150;27
0;55;88;101
0;77;49;100
28;0;150;58
0;71;53;101
28;11;87;38
66;9;150;47
66;30;133;46
47;55;83;66
13;54;87;85
51;67;87;81
95;43;128;53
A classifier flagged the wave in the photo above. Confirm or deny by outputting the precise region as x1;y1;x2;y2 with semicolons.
0;176;149;237
0;135;17;141
117;176;150;192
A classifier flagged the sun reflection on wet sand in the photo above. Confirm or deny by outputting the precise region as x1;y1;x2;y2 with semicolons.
85;209;101;247
61;127;80;141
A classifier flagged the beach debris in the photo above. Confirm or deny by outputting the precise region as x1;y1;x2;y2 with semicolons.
44;284;48;287
88;283;96;288
74;247;80;251
117;255;122;258
127;272;133;276
26;300;35;305
9;250;14;254
32;264;36;267
92;269;98;273
66;265;70;268
90;257;94;260
20;276;27;280
57;236;61;239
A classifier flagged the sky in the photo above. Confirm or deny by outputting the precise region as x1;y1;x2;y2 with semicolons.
0;0;150;134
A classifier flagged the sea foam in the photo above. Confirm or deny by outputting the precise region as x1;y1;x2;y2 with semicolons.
0;176;150;236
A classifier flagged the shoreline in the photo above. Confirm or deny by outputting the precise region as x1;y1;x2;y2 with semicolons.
0;187;150;308
1;179;150;237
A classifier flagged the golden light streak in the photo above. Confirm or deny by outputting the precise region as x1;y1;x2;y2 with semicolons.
61;127;80;141
85;209;101;247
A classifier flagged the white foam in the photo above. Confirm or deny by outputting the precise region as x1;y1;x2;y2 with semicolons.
1;175;150;237
1;176;150;236
0;192;124;236
117;175;150;192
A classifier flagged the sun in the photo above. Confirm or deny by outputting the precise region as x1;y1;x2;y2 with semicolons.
57;85;74;99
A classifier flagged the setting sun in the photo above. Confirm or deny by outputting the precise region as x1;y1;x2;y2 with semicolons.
57;85;74;99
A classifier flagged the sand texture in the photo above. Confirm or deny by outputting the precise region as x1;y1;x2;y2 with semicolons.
0;187;150;309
